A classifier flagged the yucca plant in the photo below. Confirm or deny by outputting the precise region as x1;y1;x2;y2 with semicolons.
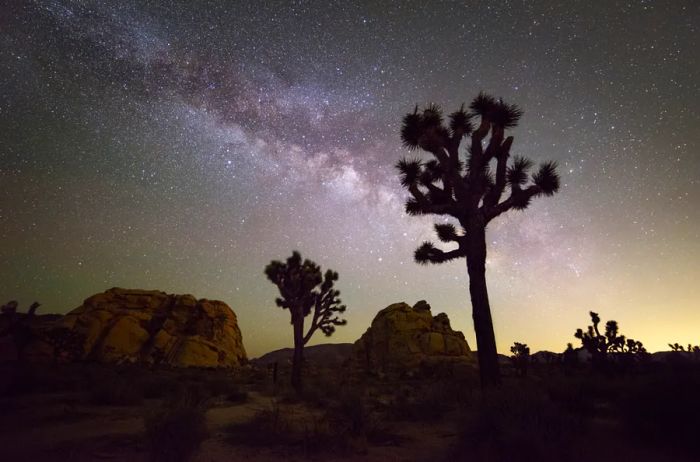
265;251;347;392
396;93;560;387
510;342;531;377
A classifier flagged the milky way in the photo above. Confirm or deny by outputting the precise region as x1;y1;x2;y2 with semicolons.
1;1;698;355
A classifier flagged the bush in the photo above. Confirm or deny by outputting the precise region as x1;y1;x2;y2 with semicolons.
145;387;209;462
224;400;295;447
140;374;181;400
89;377;143;406
618;372;700;455
1;363;86;395
386;379;466;422
449;385;584;462
225;386;248;403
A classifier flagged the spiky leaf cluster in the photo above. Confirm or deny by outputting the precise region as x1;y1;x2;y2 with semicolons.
396;93;561;265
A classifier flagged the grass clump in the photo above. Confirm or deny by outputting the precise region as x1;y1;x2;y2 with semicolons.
89;376;143;406
450;384;584;462
144;386;209;462
224;400;295;447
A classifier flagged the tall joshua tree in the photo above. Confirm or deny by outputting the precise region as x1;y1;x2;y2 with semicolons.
397;93;560;387
265;251;347;392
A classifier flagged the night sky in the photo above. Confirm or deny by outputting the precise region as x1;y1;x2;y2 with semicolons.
1;1;698;357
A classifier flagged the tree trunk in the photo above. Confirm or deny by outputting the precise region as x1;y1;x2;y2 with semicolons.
291;314;304;393
466;220;501;388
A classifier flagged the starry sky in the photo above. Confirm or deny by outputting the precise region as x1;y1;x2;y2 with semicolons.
1;0;698;357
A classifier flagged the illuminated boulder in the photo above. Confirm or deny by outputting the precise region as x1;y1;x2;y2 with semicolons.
35;288;247;367
353;300;473;376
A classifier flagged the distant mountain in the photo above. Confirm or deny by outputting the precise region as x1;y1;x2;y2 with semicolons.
253;343;354;367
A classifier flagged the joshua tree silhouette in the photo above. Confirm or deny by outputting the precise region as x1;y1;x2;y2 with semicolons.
510;342;530;377
264;251;347;392
0;301;41;361
575;311;647;371
396;93;560;387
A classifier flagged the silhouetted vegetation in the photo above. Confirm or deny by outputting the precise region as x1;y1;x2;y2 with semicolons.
265;251;347;392
1;300;41;361
396;94;560;387
575;311;647;372
145;386;209;462
90;375;144;406
2;303;700;461
562;343;579;375
669;342;700;355
510;342;530;377
450;384;583;462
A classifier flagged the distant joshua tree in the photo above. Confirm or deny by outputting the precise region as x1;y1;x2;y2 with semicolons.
1;301;40;361
264;251;347;392
668;343;700;362
510;342;530;377
575;311;647;370
562;343;579;374
669;343;700;353
396;93;560;387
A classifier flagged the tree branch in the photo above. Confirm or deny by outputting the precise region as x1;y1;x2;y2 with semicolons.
415;241;465;264
484;136;513;207
484;185;541;222
407;184;460;217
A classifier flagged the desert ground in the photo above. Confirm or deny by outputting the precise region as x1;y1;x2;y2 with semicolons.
2;356;698;462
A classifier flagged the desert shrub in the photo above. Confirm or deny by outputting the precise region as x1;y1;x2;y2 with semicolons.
297;370;342;406
331;388;369;435
225;385;248;403
89;376;143;406
386;377;475;422
1;363;87;395
145;387;209;462
386;382;450;422
618;372;700;455
224;400;296;447
325;387;404;449
198;374;237;397
2;364;45;395
140;374;181;400
225;390;401;455
449;385;584;462
545;375;602;418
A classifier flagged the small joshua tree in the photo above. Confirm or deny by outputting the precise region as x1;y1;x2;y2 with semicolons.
1;301;40;361
1;300;19;316
669;343;700;353
575;311;646;371
669;343;685;352
510;342;530;377
396;93;560;387
668;343;700;362
562;343;579;374
265;251;347;392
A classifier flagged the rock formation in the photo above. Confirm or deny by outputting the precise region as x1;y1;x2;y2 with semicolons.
4;288;247;368
353;300;473;376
